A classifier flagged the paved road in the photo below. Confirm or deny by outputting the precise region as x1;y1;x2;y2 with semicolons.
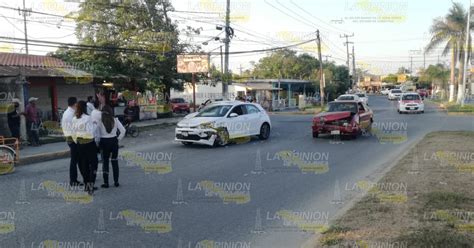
1;96;473;248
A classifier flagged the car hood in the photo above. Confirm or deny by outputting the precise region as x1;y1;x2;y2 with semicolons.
178;117;222;127
315;111;353;121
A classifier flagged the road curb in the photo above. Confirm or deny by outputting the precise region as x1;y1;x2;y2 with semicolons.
17;122;179;166
303;134;425;248
18;150;70;166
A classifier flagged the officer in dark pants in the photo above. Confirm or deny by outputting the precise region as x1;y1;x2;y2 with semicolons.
61;97;82;186
98;105;125;188
72;101;98;194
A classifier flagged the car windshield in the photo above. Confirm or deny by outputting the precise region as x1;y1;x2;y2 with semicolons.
171;98;185;103
337;95;354;100
392;90;402;93
356;94;366;97
402;94;420;101
328;102;358;113
196;105;232;117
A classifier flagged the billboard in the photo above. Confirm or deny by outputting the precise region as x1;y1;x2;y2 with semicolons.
177;54;210;73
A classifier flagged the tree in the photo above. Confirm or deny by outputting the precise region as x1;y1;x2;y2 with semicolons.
419;64;450;99
53;0;199;96
382;74;398;84
426;2;473;103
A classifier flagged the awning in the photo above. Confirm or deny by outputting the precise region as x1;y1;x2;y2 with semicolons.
0;66;93;84
234;83;281;91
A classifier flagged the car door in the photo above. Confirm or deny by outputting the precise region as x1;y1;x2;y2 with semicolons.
244;104;261;135
226;105;248;138
357;102;371;129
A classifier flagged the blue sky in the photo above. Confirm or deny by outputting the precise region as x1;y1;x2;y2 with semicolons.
0;0;465;74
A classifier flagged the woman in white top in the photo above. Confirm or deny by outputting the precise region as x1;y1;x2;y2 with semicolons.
98;105;125;188
72;100;98;195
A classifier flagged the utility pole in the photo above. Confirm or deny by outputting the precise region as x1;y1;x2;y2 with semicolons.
341;33;354;88
461;0;471;106
352;45;356;87
22;0;29;54
220;45;223;75
238;64;244;77
223;0;231;99
316;30;324;107
323;55;332;63
410;56;413;75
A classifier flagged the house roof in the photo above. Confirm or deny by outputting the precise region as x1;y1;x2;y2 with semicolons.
0;52;71;68
245;79;312;84
0;53;92;81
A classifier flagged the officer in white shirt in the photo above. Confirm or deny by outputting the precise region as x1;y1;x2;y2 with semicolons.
72;100;99;195
61;97;81;186
97;105;125;188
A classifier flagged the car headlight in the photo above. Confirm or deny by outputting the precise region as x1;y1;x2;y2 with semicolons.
319;117;326;124
200;122;215;129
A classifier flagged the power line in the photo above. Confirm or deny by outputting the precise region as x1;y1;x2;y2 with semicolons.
288;0;349;35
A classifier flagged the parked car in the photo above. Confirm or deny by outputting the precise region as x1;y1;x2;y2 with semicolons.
335;94;361;102
381;88;391;95
175;101;271;147
170;98;190;113
312;101;373;139
356;92;369;105
417;89;428;99
388;89;403;100
398;93;424;114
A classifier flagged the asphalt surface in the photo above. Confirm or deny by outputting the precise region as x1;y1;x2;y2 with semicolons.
1;96;473;248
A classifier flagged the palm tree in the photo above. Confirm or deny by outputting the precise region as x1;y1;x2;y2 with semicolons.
426;2;472;102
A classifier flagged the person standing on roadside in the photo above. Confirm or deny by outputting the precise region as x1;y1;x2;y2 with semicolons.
24;97;40;146
72;100;98;195
7;98;21;141
97;105;125;188
86;96;95;115
61;97;82;187
90;100;102;125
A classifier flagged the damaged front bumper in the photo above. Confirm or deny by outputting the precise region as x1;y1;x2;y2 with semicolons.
175;127;217;146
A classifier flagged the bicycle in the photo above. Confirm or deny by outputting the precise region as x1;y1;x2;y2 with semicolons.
124;122;139;138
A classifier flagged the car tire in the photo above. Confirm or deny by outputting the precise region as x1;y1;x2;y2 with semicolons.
182;142;192;146
312;132;318;138
258;123;271;140
214;128;229;147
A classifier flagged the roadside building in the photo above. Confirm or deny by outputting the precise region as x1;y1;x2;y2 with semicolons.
170;79;314;111
0;52;94;139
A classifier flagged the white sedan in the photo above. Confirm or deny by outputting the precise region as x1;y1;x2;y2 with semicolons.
398;93;424;114
356;92;369;105
175;101;272;146
388;89;403;100
335;94;360;102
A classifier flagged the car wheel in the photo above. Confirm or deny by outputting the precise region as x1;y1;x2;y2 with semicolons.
421;111;424;114
214;128;229;147
312;132;318;138
258;123;271;140
182;142;192;146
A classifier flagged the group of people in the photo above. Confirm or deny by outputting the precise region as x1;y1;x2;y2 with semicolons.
7;97;42;146
61;97;126;195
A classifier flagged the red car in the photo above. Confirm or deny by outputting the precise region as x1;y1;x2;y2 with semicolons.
312;101;373;139
417;89;428;99
170;98;190;113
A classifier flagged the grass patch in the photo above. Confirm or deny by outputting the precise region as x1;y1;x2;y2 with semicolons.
423;192;474;210
397;228;474;247
446;104;474;113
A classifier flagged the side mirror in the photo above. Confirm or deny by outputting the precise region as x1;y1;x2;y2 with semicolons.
229;113;239;118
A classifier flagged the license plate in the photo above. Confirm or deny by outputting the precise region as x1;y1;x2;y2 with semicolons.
331;130;341;135
182;132;188;137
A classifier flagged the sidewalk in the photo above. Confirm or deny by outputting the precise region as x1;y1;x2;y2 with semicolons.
18;117;182;166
